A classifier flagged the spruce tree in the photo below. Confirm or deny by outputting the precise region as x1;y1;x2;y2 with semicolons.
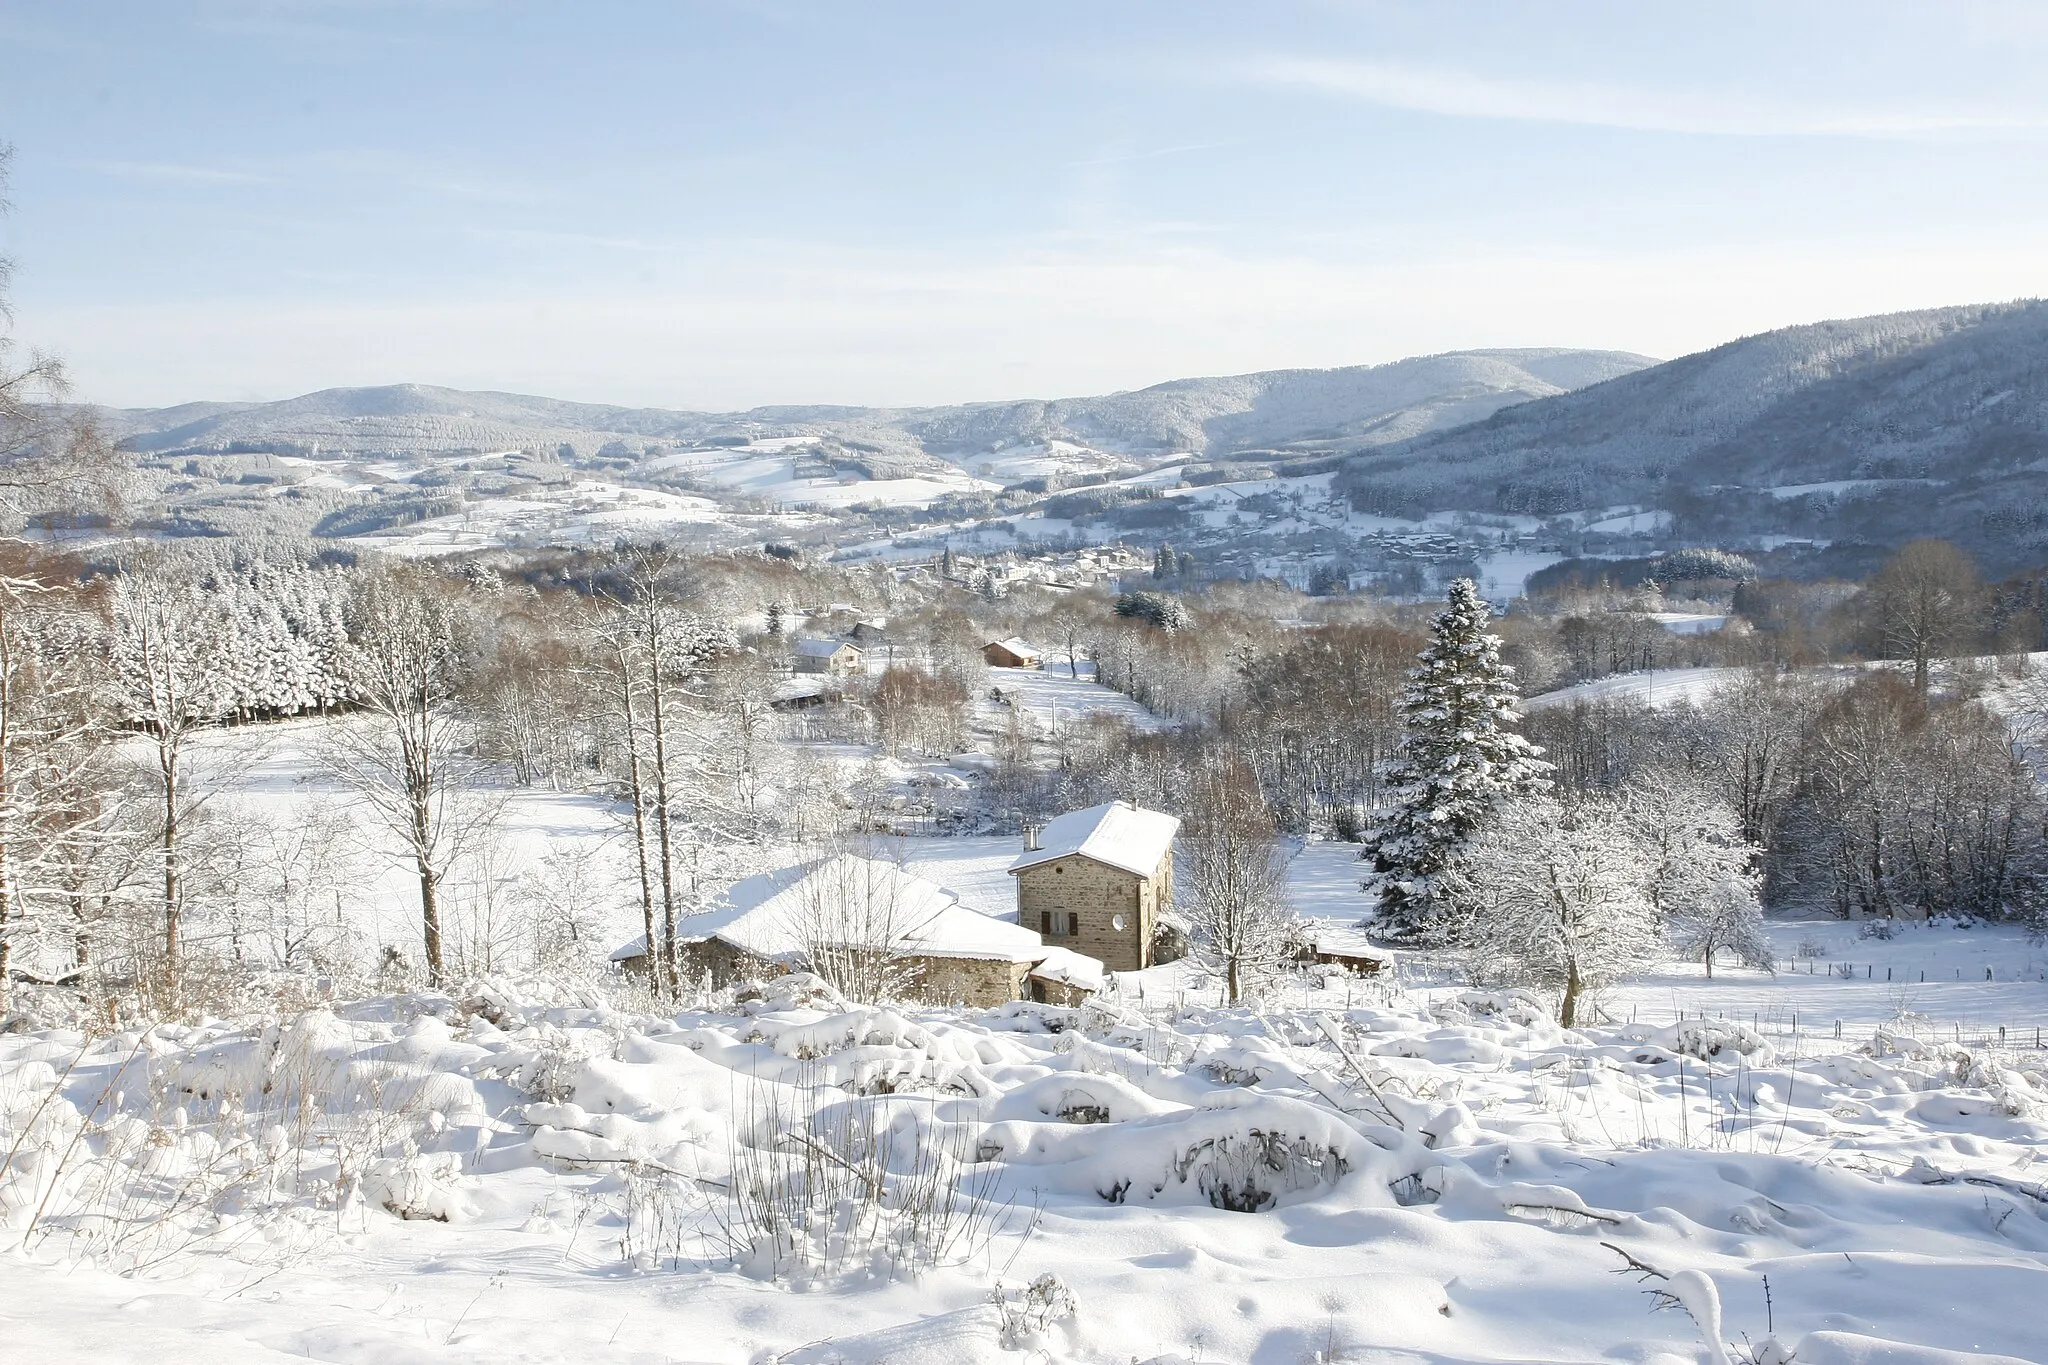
1364;578;1550;942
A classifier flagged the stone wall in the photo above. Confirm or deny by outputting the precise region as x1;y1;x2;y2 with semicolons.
1016;853;1156;972
908;955;1032;1008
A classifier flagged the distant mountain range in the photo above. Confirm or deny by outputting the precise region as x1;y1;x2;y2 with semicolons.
79;301;2048;577
1337;300;2048;572
94;348;1657;469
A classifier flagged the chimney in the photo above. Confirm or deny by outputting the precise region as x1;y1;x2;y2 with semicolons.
1024;824;1042;852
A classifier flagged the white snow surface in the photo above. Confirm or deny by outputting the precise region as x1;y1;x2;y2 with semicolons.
7;929;2048;1364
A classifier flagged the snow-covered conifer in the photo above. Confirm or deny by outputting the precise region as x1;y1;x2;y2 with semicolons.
1364;578;1549;942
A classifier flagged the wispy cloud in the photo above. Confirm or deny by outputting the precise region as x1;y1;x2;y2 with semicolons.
85;160;279;185
1232;56;2048;138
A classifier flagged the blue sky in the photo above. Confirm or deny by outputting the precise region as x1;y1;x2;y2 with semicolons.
5;2;2048;409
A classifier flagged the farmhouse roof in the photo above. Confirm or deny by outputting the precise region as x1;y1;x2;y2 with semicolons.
987;636;1041;657
1007;800;1180;878
793;636;856;658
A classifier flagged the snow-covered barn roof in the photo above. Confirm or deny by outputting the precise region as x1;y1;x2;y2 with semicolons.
1300;925;1393;963
793;637;857;658
1007;801;1180;878
610;855;1079;968
987;636;1042;658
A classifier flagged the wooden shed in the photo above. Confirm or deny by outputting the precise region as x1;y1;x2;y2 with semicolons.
982;637;1044;669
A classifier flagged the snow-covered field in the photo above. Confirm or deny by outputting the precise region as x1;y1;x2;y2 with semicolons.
7;928;2048;1364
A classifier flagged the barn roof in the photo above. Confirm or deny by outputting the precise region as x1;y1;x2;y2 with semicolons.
793;636;856;658
610;854;1070;967
1007;800;1180;878
1300;925;1393;963
987;636;1042;657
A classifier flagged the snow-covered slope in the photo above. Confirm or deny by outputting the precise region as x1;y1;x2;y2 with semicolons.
1338;299;2048;569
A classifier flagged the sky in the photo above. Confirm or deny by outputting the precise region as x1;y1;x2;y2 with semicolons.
5;1;2048;411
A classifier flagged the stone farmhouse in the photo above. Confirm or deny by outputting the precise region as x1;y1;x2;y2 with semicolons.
610;854;1102;1006
1008;801;1180;973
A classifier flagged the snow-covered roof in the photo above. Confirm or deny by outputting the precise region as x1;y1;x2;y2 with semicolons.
1008;801;1180;878
611;855;1089;970
772;676;827;701
1027;946;1105;992
987;636;1042;657
1302;925;1392;962
793;637;857;658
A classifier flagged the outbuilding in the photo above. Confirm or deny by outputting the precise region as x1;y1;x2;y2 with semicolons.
982;637;1044;669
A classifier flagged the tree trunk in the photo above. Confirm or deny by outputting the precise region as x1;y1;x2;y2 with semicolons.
647;654;679;1000
1703;945;1714;979
1559;963;1582;1028
419;864;443;986
162;748;181;994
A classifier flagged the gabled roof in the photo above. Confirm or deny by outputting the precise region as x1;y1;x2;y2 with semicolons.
611;854;1070;967
793;636;857;657
986;636;1042;657
1007;800;1180;878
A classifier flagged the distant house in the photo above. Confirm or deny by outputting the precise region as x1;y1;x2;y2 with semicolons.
792;636;864;676
610;855;1103;1007
846;618;891;645
982;637;1044;669
1008;800;1179;973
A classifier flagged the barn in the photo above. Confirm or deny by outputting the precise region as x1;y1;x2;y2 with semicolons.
610;855;1104;1007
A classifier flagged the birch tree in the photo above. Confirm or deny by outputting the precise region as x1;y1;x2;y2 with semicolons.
110;568;231;995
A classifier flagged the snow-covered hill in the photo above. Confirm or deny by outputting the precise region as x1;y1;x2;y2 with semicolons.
1338;299;2048;570
94;349;1654;486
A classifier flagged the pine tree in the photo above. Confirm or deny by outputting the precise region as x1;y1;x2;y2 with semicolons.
1363;578;1550;942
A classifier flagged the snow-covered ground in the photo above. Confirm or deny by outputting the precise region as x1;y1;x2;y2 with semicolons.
12;720;2048;1362
8;921;2048;1364
978;663;1175;737
1523;666;1746;712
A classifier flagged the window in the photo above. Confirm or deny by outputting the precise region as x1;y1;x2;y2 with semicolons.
1040;911;1076;938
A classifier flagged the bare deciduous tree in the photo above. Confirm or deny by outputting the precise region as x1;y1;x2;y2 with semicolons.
110;566;231;996
1869;539;1982;694
1182;754;1295;1005
0;146;122;532
328;566;491;988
